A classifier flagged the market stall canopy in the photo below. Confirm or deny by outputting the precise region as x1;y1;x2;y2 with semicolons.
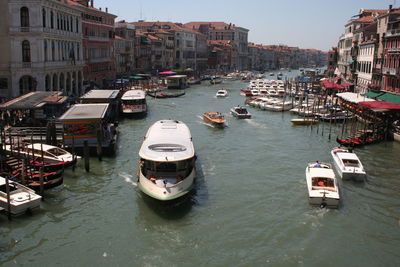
0;91;68;110
362;91;384;99
376;92;400;104
159;71;177;75
359;101;400;110
336;92;375;103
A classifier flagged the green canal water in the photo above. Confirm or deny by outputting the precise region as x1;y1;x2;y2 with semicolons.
1;71;400;266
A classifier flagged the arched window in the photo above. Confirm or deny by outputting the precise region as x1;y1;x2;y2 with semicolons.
50;11;54;29
76;18;79;33
42;8;46;27
20;7;29;27
22;40;31;62
70;16;73;32
57;13;60;29
51;41;55;61
44;40;48;61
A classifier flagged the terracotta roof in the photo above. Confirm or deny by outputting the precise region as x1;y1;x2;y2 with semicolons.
131;21;201;34
185;22;238;31
65;0;117;17
354;16;375;23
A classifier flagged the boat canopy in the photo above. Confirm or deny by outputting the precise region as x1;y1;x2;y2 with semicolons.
121;90;146;100
139;120;195;161
336;92;374;103
309;167;335;179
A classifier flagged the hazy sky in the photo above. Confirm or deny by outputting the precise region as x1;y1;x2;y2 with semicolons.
95;0;396;51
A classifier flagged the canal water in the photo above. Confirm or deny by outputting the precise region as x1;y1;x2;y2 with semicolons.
1;70;400;266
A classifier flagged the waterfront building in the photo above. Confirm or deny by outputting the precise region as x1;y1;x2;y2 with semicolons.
132;21;200;71
0;0;85;99
380;9;400;94
70;0;117;88
337;9;387;87
115;21;135;77
207;40;237;72
355;22;377;93
185;22;249;70
327;47;338;77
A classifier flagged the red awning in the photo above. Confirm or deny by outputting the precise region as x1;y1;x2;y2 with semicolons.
320;80;343;90
359;101;400;110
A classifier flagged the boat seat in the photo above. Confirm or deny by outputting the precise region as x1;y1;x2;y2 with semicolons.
312;186;336;192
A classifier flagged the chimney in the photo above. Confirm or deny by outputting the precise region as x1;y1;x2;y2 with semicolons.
389;5;393;11
99;7;101;11
106;7;108;13
91;0;93;7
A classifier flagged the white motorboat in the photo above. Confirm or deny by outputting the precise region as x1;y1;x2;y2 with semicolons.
0;176;42;216
216;89;228;97
231;106;252;119
264;101;293;111
138;120;196;201
331;147;366;181
121;89;147;116
5;143;78;166
305;162;340;208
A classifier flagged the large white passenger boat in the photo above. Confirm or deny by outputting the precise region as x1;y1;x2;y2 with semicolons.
138;120;196;200
331;147;366;181
121;90;147;116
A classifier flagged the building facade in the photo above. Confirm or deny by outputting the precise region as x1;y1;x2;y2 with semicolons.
71;0;116;88
115;21;135;77
0;0;85;98
185;22;249;70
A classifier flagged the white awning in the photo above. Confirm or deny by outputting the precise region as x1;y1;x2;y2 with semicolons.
336;92;375;104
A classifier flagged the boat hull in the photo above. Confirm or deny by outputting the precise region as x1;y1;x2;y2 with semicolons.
309;196;339;208
331;149;366;181
138;168;196;201
291;119;319;125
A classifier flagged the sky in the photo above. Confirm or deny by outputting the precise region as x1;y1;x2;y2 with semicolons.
95;0;397;51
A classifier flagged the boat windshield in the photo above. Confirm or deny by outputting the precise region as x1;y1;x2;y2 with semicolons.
122;99;145;105
312;177;334;187
47;147;68;156
342;159;359;167
141;158;195;177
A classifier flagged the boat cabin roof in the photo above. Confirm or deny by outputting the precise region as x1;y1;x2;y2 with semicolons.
59;103;109;121
336;152;360;161
121;90;146;100
139;120;195;161
80;90;120;100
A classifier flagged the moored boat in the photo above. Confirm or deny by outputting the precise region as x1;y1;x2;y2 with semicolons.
0;176;42;216
290;118;319;125
331;147;366;181
121;90;147;117
147;91;185;98
231;106;251;119
203;112;226;127
138;120;196;201
305;162;340;208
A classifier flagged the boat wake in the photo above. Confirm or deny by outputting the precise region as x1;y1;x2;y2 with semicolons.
119;172;137;187
244;119;268;129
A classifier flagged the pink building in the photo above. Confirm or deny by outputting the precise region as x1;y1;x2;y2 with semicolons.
69;1;116;88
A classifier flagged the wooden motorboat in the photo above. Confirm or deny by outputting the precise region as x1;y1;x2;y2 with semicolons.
203;112;226;127
291;118;319;125
5;143;78;168
305;162;340;208
331;147;366;181
231;106;251;119
0;176;42;216
147;91;185;98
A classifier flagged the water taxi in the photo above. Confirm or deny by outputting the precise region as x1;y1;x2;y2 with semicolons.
231;106;251;119
138;120;196;201
216;89;228;97
203;112;226;127
121;90;147;117
331;147;366;181
305;162;340;208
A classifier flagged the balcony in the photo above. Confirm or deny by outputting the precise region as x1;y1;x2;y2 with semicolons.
387;47;400;53
383;67;400;75
22;62;31;68
386;29;400;37
88;36;110;42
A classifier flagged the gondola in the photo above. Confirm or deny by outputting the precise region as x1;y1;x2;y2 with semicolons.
147;92;185;98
